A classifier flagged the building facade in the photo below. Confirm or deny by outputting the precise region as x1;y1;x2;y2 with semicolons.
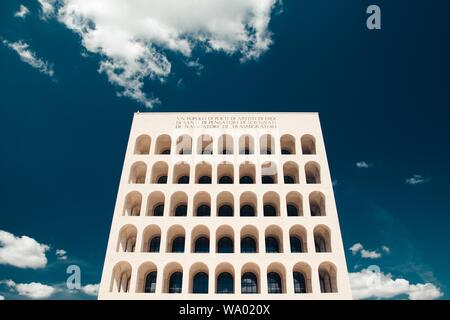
98;112;352;300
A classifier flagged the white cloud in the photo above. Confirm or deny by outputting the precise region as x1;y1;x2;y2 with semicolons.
15;5;30;18
0;295;4;300
38;0;280;108
8;281;55;299
349;242;383;259
406;174;430;185
356;161;371;168
350;267;443;300
55;249;67;260
382;245;390;254
81;283;99;296
1;39;55;78
0;230;50;269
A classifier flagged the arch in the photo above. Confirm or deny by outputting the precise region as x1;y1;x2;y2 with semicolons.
301;134;316;155
123;191;142;216
191;225;210;253
117;224;137;252
289;225;307;253
176;134;192;155
239;134;254;154
150;161;168;184
217;162;234;184
136;262;157;293
265;225;283;253
193;192;211;216
280;134;296;155
146;191;165;216
240;192;257;216
293;262;312;293
189;262;209;294
163;262;183;293
314;225;332;253
283;161;299;184
218;134;234;154
134;134;151;155
309;191;326;216
166;225;186;253
129;162;146;184
215;263;235;294
240;225;259;253
173;162;190;184
318;262;338;293
110;261;132;293
195;161;212;184
286;191;303;217
241;263;260;294
263;192;280;217
261;161;278;184
239;161;255;184
155;134;172;155
305;161;321;184
216;225;234;253
197;134;213;155
170;191;188;216
260;134;275;155
267;262;286;294
217;191;234;217
141;224;162;252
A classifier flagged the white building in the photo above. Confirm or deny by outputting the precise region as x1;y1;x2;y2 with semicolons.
98;112;352;300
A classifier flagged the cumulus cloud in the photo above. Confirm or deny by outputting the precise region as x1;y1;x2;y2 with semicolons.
55;249;67;260
0;230;49;269
349;243;386;259
81;283;99;296
406;174;430;185
37;0;280;107
356;161;371;168
2;279;55;299
350;267;443;300
15;5;30;18
0;295;4;300
1;39;55;78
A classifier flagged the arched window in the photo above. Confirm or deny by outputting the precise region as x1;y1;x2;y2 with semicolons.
217;272;233;294
134;135;151;155
218;176;233;184
309;192;326;216
198;135;213;154
151;162;168;184
239;162;255;184
265;236;280;253
263;204;277;216
301;135;316;155
320;272;332;293
175;204;187;216
193;272;208;294
267;272;282;294
196;204;211;217
195;237;210;253
176;135;192;155
157;176;167;184
144;272;157;293
177;176;189;184
218;134;233;155
171;236;185;253
217;237;233;253
280;135;295;155
241;237;257;253
319;263;337;293
240;176;254;184
290;236;303;253
260;134;274;154
287;204;298;216
239;135;254;154
198;175;211;184
241;272;258;294
305;162;321;184
169;272;183;293
218;205;233;217
152;203;164;216
240;205;255;217
262;175;275;184
155;134;171;155
293;272;306;293
148;236;160;253
118;273;131;293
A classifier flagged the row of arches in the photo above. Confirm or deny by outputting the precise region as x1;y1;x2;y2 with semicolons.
111;261;337;294
123;190;326;217
129;160;321;185
118;224;331;254
134;134;316;156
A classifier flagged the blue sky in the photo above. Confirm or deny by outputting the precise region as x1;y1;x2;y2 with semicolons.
1;0;449;300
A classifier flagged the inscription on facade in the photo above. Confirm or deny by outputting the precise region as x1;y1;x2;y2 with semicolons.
175;115;277;129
